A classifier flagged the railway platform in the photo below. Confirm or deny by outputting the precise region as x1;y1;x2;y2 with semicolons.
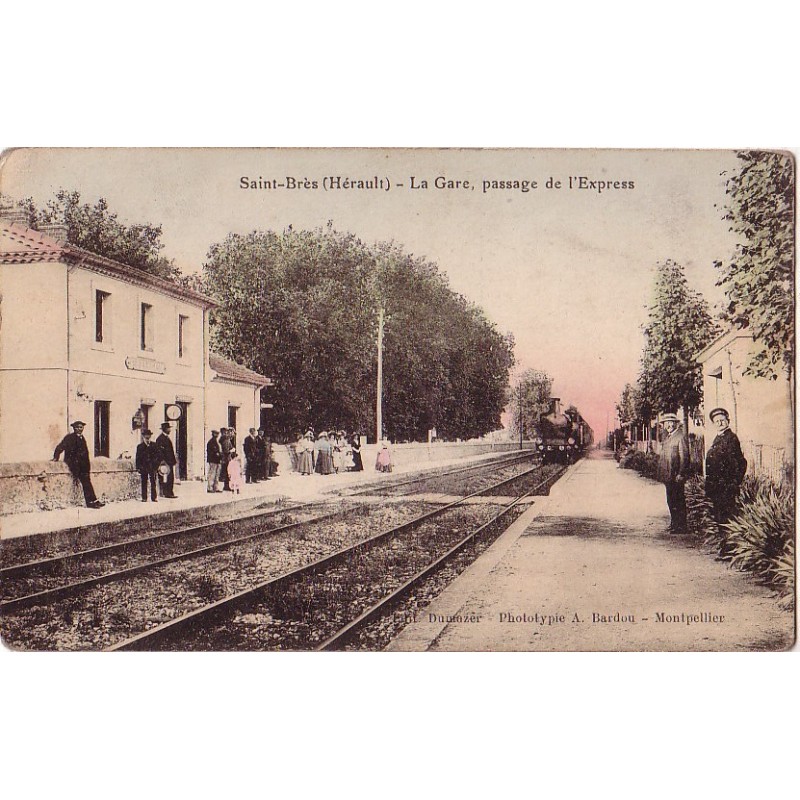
386;449;794;651
0;449;515;542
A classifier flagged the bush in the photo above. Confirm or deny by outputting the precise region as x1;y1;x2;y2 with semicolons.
622;450;659;480
690;473;794;600
722;478;794;597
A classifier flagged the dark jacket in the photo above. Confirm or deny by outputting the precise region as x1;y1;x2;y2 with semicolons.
657;426;690;484
243;435;259;463
220;433;233;462
53;432;91;475
135;441;160;474
207;436;222;464
156;432;177;466
705;428;747;499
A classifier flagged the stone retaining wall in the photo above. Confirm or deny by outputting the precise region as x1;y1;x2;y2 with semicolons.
0;459;139;515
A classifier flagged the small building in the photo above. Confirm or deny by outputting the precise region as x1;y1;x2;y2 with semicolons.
206;353;272;455
0;211;217;480
695;329;794;482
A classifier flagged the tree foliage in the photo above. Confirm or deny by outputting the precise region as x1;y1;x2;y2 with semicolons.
10;190;180;280
639;259;718;425
508;369;552;439
715;150;795;379
202;224;515;442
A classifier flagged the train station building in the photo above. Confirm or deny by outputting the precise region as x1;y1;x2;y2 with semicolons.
695;329;794;482
0;210;271;511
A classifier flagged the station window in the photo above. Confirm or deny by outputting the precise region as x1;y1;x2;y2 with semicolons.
140;302;153;351
95;290;111;343
94;400;111;457
178;314;189;359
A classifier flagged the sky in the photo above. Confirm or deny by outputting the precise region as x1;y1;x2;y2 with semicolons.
0;148;742;438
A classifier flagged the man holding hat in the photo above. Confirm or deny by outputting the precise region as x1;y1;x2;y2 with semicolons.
135;430;159;502
705;408;747;524
657;413;690;533
52;421;105;508
156;422;178;498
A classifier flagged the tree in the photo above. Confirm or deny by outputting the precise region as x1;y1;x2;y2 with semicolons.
6;190;180;280
203;224;515;442
715;150;795;379
508;369;552;439
616;383;636;426
639;259;719;428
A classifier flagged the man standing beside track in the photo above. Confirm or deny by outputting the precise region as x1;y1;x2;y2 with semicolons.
657;413;690;534
156;422;178;498
52;420;105;508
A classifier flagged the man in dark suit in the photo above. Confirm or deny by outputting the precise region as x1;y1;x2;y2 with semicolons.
219;427;233;491
206;429;222;492
257;428;270;480
705;407;747;524
244;427;260;483
656;413;690;533
135;429;159;502
52;420;105;508
156;422;178;498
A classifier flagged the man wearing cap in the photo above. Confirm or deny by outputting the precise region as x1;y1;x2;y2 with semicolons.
705;408;747;524
135;430;159;502
52;421;105;508
219;427;234;491
156;422;178;498
206;429;223;493
657;413;690;533
244;427;260;483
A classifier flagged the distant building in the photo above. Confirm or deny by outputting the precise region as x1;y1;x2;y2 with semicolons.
0;210;271;482
695;329;794;482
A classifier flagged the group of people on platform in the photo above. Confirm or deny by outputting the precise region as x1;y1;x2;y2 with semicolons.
206;427;271;495
293;430;365;476
656;407;747;534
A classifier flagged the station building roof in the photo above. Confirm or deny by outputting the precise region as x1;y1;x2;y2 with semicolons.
209;352;272;387
0;214;218;310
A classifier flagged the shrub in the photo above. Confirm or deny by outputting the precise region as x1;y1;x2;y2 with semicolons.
721;478;794;597
623;450;659;480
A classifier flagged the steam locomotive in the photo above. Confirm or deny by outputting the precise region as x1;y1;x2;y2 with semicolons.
536;399;593;465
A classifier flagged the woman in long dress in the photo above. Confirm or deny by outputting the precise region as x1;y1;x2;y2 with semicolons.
316;431;334;475
349;433;363;472
376;441;392;473
297;431;314;475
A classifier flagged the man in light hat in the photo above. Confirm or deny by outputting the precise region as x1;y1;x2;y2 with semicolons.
52;421;104;508
704;408;747;524
656;413;690;533
155;422;178;498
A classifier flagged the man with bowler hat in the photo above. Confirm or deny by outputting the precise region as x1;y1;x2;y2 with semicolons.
53;421;105;508
156;422;178;498
657;413;690;533
705;407;747;524
135;429;159;502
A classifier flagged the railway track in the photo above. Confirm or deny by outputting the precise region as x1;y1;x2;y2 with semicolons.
0;450;540;608
105;465;565;652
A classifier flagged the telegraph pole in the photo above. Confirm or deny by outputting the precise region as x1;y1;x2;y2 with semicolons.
376;306;384;444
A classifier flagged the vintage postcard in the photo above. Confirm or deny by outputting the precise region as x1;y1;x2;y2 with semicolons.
0;148;794;652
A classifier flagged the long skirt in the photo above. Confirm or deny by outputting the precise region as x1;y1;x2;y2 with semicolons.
297;450;313;475
316;451;334;475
